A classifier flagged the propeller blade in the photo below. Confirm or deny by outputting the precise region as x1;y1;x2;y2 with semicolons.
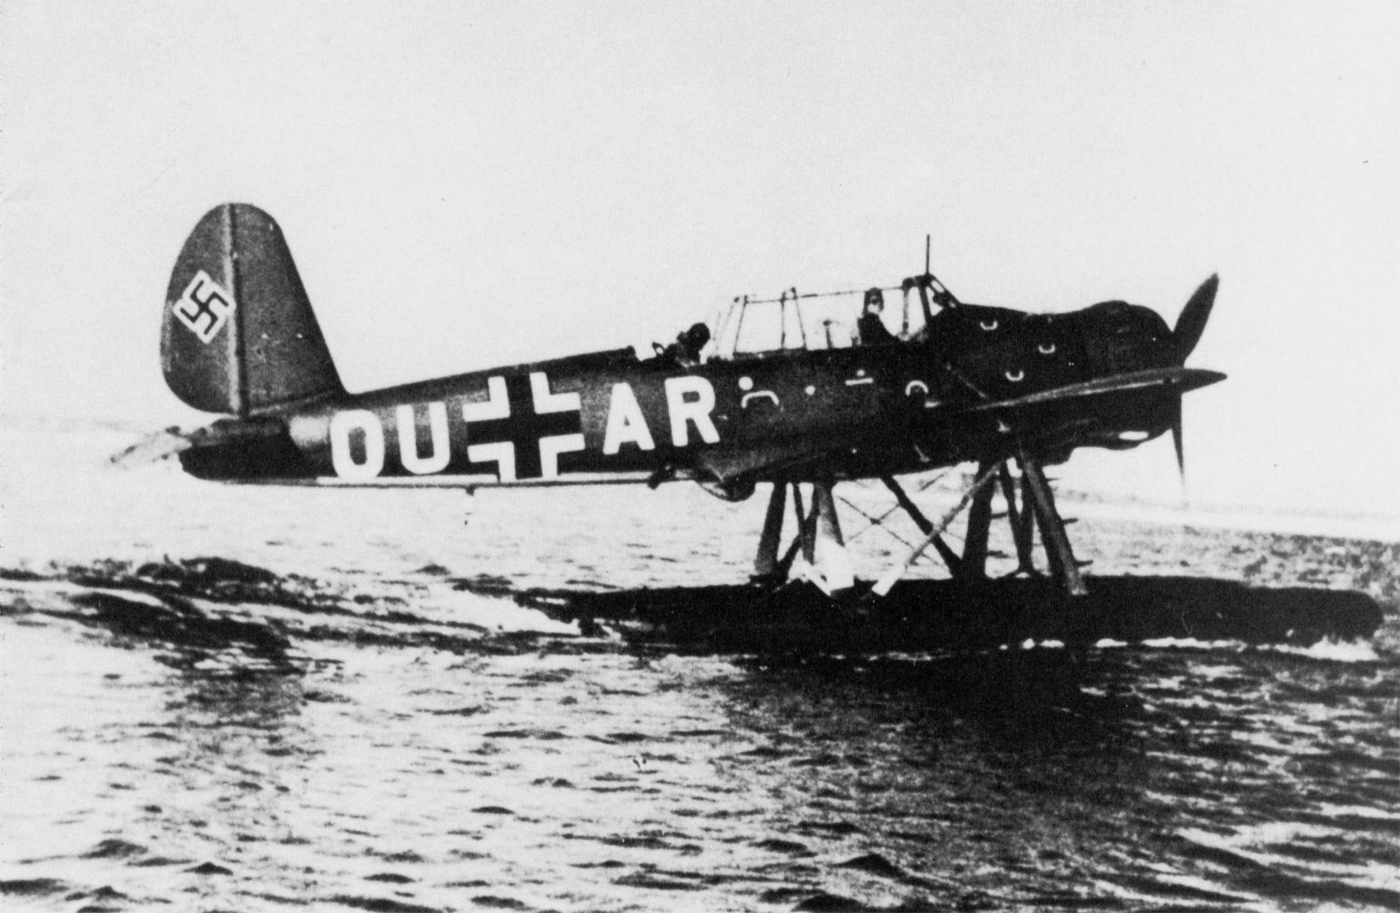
1171;274;1218;364
1170;397;1185;482
1167;393;1193;511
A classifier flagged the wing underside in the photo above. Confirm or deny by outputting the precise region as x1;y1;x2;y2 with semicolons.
955;367;1225;415
701;367;1227;485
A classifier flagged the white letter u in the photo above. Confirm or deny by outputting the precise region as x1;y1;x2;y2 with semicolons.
396;402;451;475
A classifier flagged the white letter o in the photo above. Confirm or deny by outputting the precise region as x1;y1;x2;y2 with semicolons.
330;409;385;480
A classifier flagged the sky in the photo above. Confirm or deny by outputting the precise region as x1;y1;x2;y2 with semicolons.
2;1;1397;518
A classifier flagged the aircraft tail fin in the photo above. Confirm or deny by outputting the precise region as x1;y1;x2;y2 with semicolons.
162;203;344;415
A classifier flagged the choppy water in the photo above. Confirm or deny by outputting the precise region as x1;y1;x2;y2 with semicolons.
2;420;1398;912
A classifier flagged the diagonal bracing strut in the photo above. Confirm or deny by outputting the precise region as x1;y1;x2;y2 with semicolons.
879;476;963;575
871;463;1002;597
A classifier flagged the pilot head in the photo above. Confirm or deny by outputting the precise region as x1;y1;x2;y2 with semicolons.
863;288;884;314
683;322;711;351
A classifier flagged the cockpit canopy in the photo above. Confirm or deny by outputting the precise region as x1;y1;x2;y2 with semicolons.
706;275;951;361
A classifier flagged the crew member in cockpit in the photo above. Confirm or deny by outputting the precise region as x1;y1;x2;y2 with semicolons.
855;287;896;345
665;322;711;366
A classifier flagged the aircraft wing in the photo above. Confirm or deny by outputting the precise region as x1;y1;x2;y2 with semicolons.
954;367;1225;415
692;368;1226;486
918;366;1226;466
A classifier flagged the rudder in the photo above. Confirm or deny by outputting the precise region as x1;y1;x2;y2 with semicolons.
162;203;344;415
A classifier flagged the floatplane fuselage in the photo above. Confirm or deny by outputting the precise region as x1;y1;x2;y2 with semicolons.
133;203;1224;597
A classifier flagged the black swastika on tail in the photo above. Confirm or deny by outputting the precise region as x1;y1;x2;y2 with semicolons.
464;375;582;480
174;271;236;343
184;276;228;324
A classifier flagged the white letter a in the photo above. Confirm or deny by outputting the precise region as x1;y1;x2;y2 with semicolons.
602;382;656;455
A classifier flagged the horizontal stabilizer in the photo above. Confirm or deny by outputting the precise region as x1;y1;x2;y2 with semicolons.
109;427;196;467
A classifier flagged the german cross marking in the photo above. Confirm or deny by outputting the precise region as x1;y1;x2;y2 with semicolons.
462;373;584;481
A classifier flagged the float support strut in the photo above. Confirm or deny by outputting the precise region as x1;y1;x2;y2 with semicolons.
807;478;855;594
999;463;1037;575
1018;451;1088;597
796;484;816;566
753;482;787;579
961;459;997;579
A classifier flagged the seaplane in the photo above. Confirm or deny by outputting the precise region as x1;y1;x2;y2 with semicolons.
122;203;1224;601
